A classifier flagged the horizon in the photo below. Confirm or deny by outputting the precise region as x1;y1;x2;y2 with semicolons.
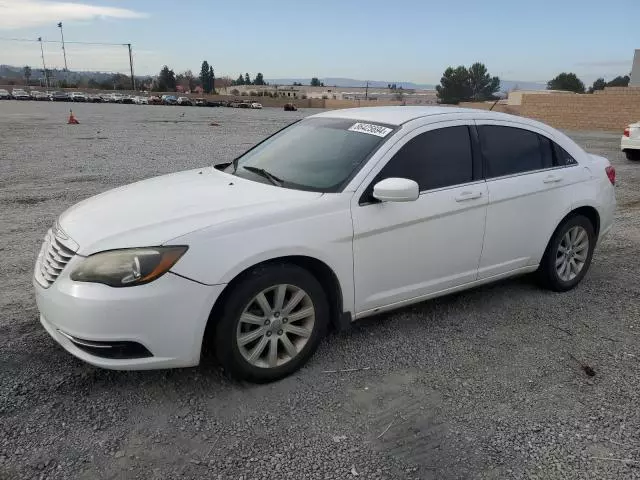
0;0;637;86
0;64;551;92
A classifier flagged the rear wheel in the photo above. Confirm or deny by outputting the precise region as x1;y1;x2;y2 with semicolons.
625;149;640;161
214;264;329;383
538;215;595;292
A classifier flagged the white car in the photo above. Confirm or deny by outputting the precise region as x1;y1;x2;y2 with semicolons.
621;122;640;161
251;102;263;109
33;107;616;382
0;88;10;99
69;92;87;102
134;96;149;105
11;89;30;100
107;93;124;103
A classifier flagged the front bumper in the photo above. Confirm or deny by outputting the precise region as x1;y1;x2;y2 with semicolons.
34;260;225;370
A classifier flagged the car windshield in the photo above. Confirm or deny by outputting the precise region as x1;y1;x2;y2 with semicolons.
227;117;394;192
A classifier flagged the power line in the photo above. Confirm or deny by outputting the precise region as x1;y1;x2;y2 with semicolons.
0;37;128;46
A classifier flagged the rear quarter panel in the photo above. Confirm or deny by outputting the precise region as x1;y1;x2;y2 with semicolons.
532;127;615;247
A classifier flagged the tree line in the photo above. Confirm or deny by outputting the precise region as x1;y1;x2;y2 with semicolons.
547;72;630;94
436;61;632;103
231;72;266;86
13;60;633;98
156;60;217;93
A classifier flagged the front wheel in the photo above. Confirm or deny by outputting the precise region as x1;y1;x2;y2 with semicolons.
214;264;329;383
538;215;595;292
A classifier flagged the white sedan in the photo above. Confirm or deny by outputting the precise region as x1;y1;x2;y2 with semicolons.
34;107;616;382
621;122;640;161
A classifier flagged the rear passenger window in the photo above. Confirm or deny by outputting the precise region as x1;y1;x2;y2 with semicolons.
552;143;578;166
376;126;473;191
539;136;554;169
479;126;543;178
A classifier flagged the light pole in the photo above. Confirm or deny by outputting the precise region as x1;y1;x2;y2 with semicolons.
127;44;135;91
57;22;68;73
38;37;48;89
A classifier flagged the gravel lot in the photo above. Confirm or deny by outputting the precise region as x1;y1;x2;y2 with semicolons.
1;101;639;480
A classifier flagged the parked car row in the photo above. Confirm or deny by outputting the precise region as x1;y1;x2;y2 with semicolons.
0;88;279;110
47;91;146;104
0;88;32;100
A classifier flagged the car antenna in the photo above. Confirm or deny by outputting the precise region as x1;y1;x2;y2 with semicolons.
489;97;500;111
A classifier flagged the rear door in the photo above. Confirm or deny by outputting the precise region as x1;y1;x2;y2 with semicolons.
475;121;585;279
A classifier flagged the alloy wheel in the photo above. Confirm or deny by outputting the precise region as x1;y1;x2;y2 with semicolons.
555;225;589;282
236;284;315;368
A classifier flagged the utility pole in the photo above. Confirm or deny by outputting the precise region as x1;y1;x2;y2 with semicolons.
57;22;68;72
365;80;369;100
38;37;48;89
127;44;135;91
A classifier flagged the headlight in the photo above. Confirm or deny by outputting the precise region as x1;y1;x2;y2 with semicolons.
70;246;188;287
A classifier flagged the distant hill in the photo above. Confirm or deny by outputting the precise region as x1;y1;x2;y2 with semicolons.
266;77;435;89
0;64;145;83
500;80;546;91
267;77;547;92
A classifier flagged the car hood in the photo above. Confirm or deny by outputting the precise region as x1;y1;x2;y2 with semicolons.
58;168;322;255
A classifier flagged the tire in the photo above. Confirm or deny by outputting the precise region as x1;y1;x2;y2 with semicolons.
214;263;329;383
538;215;595;292
625;150;640;161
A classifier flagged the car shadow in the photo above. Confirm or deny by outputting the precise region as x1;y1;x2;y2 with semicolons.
32;273;546;398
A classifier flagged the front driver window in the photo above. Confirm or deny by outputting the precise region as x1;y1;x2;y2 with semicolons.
373;126;474;192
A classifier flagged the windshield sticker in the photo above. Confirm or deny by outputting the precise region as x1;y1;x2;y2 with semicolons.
348;123;393;138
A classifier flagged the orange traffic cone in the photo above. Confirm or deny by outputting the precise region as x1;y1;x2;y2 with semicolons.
68;109;79;124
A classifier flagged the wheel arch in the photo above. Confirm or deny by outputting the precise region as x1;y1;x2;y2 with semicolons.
568;205;600;239
202;255;349;357
543;205;601;257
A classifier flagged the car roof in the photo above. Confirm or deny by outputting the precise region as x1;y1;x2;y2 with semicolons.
310;106;517;126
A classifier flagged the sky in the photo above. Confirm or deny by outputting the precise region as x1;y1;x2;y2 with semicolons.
0;0;638;85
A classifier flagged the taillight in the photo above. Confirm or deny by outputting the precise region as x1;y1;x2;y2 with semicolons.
605;166;616;185
624;127;630;137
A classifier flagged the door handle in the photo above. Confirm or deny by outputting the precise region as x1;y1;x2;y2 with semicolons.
455;191;483;202
543;174;563;184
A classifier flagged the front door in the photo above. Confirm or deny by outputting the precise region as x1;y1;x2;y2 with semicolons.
351;122;488;315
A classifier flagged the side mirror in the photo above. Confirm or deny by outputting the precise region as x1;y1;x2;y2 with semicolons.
372;178;419;203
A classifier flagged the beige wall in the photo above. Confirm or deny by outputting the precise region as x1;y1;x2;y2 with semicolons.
519;87;640;131
456;88;640;131
507;89;576;106
458;102;522;115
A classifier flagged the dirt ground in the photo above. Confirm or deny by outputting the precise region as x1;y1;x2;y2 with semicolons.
1;101;639;480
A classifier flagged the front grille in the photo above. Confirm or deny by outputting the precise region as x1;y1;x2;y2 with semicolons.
35;229;76;288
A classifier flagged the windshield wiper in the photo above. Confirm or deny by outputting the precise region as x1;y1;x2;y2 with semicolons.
242;166;283;187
